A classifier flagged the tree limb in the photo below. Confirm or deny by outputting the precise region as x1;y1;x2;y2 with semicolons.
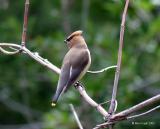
0;42;109;117
94;94;160;129
109;0;130;114
127;105;160;119
112;94;160;120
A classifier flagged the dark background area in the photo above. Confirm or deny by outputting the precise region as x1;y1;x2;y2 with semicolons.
0;0;160;129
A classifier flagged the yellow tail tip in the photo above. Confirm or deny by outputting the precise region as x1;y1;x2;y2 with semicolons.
51;102;56;107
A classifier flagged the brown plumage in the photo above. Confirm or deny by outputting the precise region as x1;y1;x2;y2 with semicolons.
52;30;91;106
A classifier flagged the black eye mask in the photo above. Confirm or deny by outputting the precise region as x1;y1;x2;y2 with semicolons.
64;36;74;43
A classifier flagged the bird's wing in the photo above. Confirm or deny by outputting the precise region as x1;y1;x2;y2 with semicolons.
63;66;82;92
58;62;71;89
52;61;71;103
64;50;89;92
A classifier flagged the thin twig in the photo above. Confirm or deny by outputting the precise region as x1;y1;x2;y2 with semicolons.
109;0;130;114
9;46;20;51
21;0;29;46
127;105;160;119
0;43;22;48
69;104;83;129
87;65;117;74
0;47;19;55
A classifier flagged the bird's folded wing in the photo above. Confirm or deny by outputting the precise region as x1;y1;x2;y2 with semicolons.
57;61;71;93
64;66;83;92
64;53;89;92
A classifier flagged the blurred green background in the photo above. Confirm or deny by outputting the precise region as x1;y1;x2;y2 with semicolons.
0;0;160;129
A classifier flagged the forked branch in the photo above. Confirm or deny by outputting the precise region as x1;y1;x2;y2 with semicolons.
94;94;160;129
0;43;109;117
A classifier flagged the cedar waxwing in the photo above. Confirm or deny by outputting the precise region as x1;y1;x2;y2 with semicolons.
52;30;91;106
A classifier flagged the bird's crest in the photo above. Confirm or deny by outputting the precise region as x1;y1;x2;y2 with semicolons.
65;30;83;42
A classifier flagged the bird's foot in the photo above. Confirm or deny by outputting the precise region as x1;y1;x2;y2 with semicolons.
74;81;84;89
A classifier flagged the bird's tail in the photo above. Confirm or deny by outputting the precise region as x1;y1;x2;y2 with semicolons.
51;85;65;107
51;93;59;106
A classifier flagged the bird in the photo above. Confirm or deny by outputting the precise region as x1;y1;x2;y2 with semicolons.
51;30;91;106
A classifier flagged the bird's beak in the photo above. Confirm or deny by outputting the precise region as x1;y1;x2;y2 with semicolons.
64;39;67;44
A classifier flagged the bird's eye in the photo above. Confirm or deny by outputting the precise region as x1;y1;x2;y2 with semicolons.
64;35;75;44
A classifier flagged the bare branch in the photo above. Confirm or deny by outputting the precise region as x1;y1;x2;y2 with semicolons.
0;43;60;74
0;47;19;55
87;65;117;74
109;0;130;114
21;0;30;46
112;94;160;120
0;42;109;117
75;83;109;117
127;105;160;119
0;43;22;49
9;46;19;51
94;94;160;129
22;46;61;74
69;104;83;129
